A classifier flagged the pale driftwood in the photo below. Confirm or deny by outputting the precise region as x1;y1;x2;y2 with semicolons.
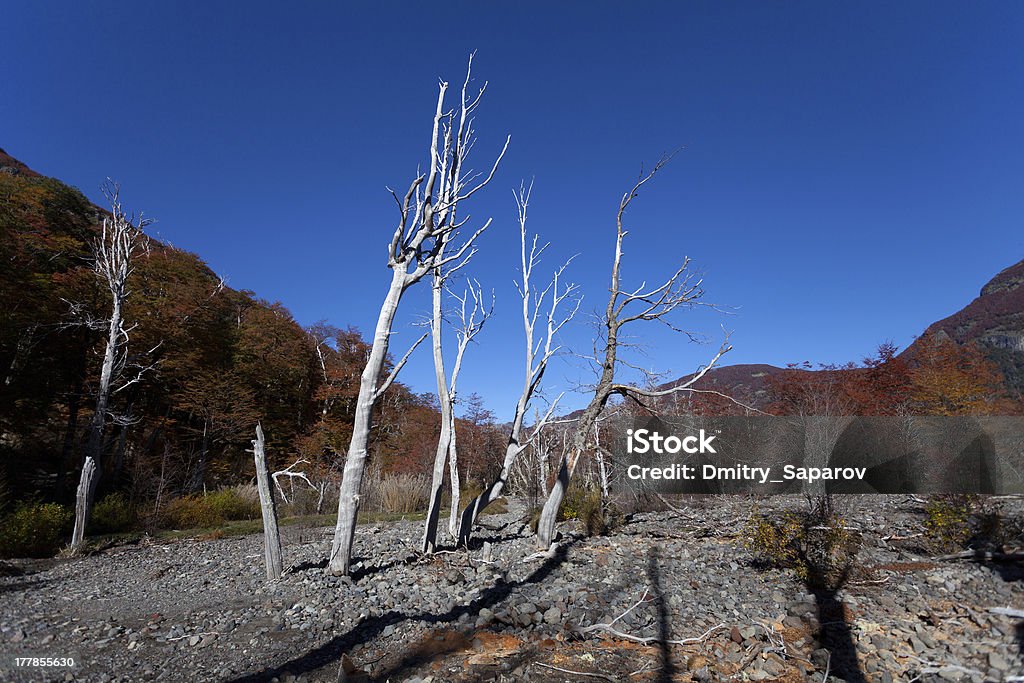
70;456;96;552
253;424;283;580
329;53;508;575
533;663;616;682
990;607;1024;618
576;619;727;646
536;155;730;548
935;550;1024;562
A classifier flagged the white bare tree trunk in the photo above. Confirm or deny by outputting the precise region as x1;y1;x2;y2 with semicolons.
423;268;455;553
536;157;730;548
328;55;507;575
72;185;150;553
446;424;461;539
253;424;283;580
330;270;407;574
70;456;96;552
458;184;577;546
424;279;490;552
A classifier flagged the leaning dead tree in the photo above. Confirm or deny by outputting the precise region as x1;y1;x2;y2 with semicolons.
535;156;731;549
71;183;152;552
422;280;492;553
458;183;580;546
328;55;509;575
252;424;283;580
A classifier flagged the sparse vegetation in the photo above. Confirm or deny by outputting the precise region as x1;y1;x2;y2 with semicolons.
923;494;1023;553
923;494;977;551
745;500;861;589
89;493;138;534
0;500;73;558
161;486;261;530
561;486;623;536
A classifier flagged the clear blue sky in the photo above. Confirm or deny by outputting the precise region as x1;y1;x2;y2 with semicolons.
5;2;1023;420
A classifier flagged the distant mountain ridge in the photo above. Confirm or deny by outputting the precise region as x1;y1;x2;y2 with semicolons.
668;258;1024;403
906;259;1024;393
0;147;42;177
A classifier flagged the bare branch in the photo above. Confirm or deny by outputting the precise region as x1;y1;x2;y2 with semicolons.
373;331;429;401
272;459;319;504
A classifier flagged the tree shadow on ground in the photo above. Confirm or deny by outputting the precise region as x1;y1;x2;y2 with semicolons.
646;546;677;683
0;578;48;594
224;542;574;683
287;558;328;573
971;555;1024;661
801;563;867;683
349;555;419;583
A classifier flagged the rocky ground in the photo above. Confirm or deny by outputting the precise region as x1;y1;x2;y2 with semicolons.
2;496;1023;683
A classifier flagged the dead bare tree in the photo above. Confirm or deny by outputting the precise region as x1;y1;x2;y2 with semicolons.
272;458;323;507
252;424;283;580
535;156;731;549
328;55;509;575
457;183;580;546
71;183;152;552
422;280;492;552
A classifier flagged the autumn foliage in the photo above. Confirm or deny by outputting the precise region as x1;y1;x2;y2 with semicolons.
767;339;1014;417
0;159;505;522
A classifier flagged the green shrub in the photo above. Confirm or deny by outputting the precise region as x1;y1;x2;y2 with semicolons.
162;487;260;530
745;503;861;589
745;508;803;571
561;484;592;521
562;486;622;537
89;493;137;534
0;501;73;558
923;494;1022;552
206;486;260;521
923;495;976;551
163;495;222;529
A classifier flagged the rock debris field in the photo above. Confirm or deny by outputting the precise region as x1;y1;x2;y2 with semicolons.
2;496;1023;683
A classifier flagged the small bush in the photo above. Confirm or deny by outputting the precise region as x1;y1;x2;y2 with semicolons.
0;501;73;558
161;487;261;530
923;495;976;551
745;503;861;589
206;485;260;521
89;493;137;534
527;506;542;533
163;495;223;529
561;484;592;521
379;474;430;514
745;508;804;571
562;486;622;537
923;494;1022;552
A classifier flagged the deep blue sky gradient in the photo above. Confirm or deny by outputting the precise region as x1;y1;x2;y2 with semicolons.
5;2;1023;419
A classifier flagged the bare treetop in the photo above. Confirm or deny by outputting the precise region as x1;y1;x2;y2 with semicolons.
386;52;510;284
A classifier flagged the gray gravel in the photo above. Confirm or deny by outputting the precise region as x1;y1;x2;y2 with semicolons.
1;496;1023;682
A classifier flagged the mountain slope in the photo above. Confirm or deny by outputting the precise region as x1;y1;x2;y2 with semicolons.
907;259;1024;394
668;258;1024;404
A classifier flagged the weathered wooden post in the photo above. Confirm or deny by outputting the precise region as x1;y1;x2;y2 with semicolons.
70;456;96;552
253;424;283;580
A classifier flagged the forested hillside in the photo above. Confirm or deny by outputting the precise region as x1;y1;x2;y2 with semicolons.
0;149;504;519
